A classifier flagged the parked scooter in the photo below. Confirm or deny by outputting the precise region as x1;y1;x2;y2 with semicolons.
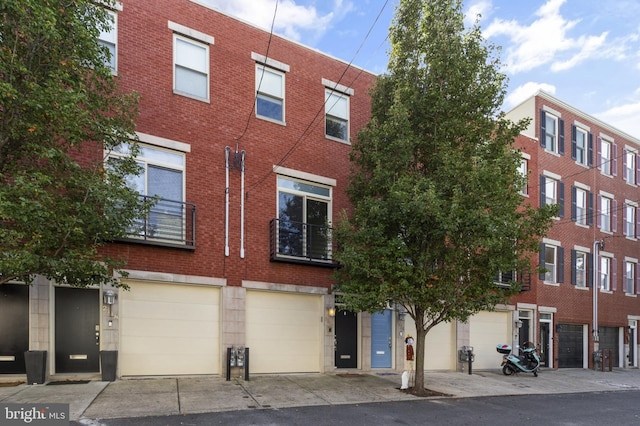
496;341;540;377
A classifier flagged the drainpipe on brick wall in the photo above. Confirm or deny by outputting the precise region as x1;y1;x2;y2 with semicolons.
240;150;246;259
593;239;604;347
225;146;231;257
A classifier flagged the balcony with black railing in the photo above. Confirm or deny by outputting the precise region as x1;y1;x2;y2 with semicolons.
494;270;531;292
270;218;334;267
121;196;196;249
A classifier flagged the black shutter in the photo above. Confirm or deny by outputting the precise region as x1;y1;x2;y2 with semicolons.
587;253;593;287
558;181;565;218
540;175;546;206
587;133;594;166
571;125;577;160
588;191;594;226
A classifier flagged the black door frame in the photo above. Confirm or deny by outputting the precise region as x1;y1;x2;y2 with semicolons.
335;309;358;368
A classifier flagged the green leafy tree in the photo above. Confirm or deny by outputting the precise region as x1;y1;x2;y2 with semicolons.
0;0;148;287
333;0;556;395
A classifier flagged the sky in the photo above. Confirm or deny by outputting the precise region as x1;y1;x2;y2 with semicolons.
196;0;640;139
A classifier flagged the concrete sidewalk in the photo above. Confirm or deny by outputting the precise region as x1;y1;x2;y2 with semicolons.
1;369;640;422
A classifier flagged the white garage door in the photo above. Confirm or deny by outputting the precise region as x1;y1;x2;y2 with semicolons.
405;320;456;370
469;311;510;370
246;291;322;373
120;281;220;376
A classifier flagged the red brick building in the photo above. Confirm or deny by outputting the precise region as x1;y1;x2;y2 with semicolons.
507;91;640;370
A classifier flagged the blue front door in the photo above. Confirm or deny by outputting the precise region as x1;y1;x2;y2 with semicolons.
371;309;392;368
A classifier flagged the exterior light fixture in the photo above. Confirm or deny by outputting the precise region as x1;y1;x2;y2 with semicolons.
328;307;336;317
103;290;116;317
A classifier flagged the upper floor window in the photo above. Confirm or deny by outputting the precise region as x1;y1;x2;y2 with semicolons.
624;202;637;239
571;249;589;288
256;65;285;123
571;125;591;166
571;186;593;226
540;242;564;284
98;9;117;73
518;156;528;195
624;260;636;295
598;194;616;233
540;174;564;217
598;137;617;176
325;90;350;142
169;22;214;102
540;110;564;155
624;148;638;185
276;175;332;261
599;255;615;291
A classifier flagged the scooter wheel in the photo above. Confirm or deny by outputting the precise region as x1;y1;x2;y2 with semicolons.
502;364;515;376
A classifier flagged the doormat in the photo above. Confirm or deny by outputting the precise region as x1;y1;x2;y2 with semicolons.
47;380;90;385
0;381;24;387
336;373;363;378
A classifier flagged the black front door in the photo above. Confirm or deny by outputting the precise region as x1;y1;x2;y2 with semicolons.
539;322;550;367
335;309;357;368
0;284;29;374
55;287;100;373
599;326;619;368
557;323;583;368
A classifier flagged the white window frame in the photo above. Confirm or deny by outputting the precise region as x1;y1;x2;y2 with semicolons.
98;9;118;73
575;187;587;226
255;64;285;123
575;126;587;166
545;113;559;154
625;148;637;185
600;195;612;233
575;250;587;288
518;155;529;196
545;177;558;206
325;90;350;142
545;245;558;284
625;202;637;239
625;260;636;295
601;138;612;176
169;22;214;102
600;256;612;291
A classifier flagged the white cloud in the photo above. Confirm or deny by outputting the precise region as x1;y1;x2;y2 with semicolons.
595;98;640;140
505;81;556;109
483;0;608;74
465;0;492;27
196;0;350;42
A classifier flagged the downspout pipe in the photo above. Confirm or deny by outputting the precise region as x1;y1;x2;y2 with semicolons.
240;150;246;259
225;147;230;257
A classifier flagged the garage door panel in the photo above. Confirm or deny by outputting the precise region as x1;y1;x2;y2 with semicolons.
469;311;510;370
404;320;456;370
121;282;220;376
246;291;321;373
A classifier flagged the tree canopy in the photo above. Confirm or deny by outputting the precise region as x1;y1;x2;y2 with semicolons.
332;0;556;394
0;0;147;287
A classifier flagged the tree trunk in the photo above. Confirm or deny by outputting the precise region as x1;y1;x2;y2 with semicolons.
413;308;428;395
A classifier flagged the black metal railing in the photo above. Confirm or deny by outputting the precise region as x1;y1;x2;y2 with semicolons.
123;196;196;249
494;271;531;292
270;218;333;266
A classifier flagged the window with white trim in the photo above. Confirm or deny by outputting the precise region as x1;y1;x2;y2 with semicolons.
540;174;564;217
571;125;590;166
256;65;285;122
572;250;588;288
518;157;528;195
173;34;209;100
111;143;186;241
325;90;349;142
624;202;637;238
600;255;614;291
625;261;635;294
573;187;588;226
624;148;637;185
277;176;332;260
98;10;117;72
540;242;563;284
599;138;616;176
598;194;616;233
540;110;563;155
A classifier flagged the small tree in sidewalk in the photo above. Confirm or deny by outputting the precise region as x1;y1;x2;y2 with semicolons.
333;0;555;395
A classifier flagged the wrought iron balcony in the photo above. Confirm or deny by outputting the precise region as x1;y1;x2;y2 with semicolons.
494;270;531;292
269;218;334;266
122;196;196;249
